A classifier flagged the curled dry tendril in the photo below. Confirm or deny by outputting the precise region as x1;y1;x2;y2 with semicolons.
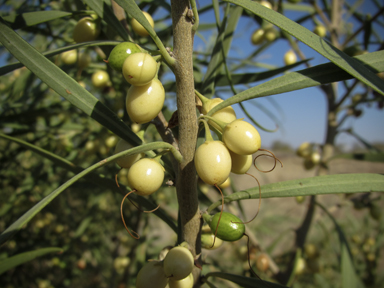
210;184;225;249
116;170;160;239
254;148;283;173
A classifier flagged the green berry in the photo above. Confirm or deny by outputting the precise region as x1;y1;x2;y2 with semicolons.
208;212;245;242
108;42;141;71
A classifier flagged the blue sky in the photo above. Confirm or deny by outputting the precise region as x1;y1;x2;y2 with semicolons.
189;0;384;150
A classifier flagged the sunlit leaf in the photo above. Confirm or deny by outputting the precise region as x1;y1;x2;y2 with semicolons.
207;173;384;212
2;11;73;29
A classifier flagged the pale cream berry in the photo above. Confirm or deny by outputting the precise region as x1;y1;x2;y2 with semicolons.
131;11;154;37
284;50;297;65
127;158;164;196
163;247;194;280
169;273;194;288
91;70;110;89
229;150;253;174
201;98;236;132
194;141;232;186
73;17;100;43
122;53;157;86
114;139;143;169
222;119;261;155
126;78;165;124
136;261;168;288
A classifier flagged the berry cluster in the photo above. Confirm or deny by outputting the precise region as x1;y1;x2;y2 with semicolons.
136;245;195;288
296;142;321;170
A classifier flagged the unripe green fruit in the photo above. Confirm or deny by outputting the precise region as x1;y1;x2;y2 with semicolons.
122;53;157;86
223;119;261;155
163;246;194;280
73;17;100;43
295;195;305;204
295;258;306;275
127;158;164;196
194;141;232;186
284;50;297;65
169;273;194;288
313;25;326;37
229;150;252;174
114;139;143;168
61;50;77;65
201;98;237;132
131;11;154;37
92;70;110;89
304;243;319;259
126;78;165;124
251;29;265;45
136;261;168;288
208;212;245;242
108;42;141;71
201;233;223;250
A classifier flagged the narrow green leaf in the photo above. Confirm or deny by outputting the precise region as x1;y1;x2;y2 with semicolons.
214;59;310;87
223;0;384;96
2;11;73;29
329;152;384;163
207;173;384;212
83;0;129;41
0;247;63;275
0;40;120;76
74;217;93;238
113;0;156;37
0;19;141;147
208;51;384;116
205;272;288;288
0;141;178;245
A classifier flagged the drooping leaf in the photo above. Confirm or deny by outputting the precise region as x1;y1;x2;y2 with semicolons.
207;173;384;212
204;272;288;288
208;50;384;116
0;40;120;76
0;247;63;275
2;11;73;29
223;0;384;96
0;19;141;147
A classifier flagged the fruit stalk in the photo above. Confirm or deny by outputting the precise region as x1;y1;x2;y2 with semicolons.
171;0;201;263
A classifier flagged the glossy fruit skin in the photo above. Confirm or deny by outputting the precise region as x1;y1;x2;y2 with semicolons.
163;247;194;280
169;273;194;288
260;1;272;9
126;78;165;124
61;50;77;65
264;27;278;42
223;119;261;155
73;17;100;43
218;177;231;189
284;50;297;65
131;11;154;37
92;70;110;89
194;141;231;186
114;139;143;168
313;25;327;37
296;142;313;158
127;158;164;196
256;253;269;272
208;212;245;242
201;98;237;132
136;261;168;288
229;150;252;174
122;53;157;86
108;42;141;71
201;233;223;250
251;29;265;45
